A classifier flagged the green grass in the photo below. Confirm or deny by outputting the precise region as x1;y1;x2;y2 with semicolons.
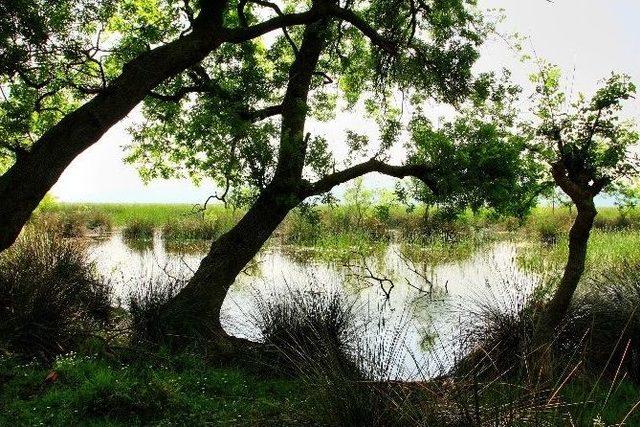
2;351;638;426
518;230;640;277
43;203;234;227
162;217;232;241
401;233;494;266
0;354;313;426
122;218;155;240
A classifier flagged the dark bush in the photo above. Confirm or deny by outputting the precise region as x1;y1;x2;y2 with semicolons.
561;263;640;381
251;286;360;375
0;228;112;359
128;277;186;347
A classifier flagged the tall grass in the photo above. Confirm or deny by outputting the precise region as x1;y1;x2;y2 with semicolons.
33;210;113;237
518;230;640;276
42;202;242;227
247;282;608;426
251;286;360;374
128;277;186;347
249;284;411;425
0;227;112;359
452;270;640;425
122;218;155;240
563;263;640;381
162;217;230;241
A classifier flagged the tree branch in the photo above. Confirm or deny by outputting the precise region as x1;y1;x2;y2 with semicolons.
223;8;323;43
329;5;398;54
239;104;283;122
300;158;437;198
249;0;299;55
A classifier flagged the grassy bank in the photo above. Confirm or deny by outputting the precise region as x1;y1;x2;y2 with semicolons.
518;230;640;277
2;349;639;426
0;354;313;426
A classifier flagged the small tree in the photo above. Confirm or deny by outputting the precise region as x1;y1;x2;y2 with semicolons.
529;65;639;328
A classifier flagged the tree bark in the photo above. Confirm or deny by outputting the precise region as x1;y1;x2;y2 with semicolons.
541;161;600;330
0;7;227;252
166;185;301;339
542;198;597;328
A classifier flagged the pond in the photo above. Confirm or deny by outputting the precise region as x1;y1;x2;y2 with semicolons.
89;232;540;379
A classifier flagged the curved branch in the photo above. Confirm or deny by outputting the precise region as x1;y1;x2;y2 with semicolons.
300;158;437;198
223;8;323;43
329;6;398;54
223;2;397;56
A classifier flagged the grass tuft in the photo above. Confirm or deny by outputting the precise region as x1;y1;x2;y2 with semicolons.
0;227;112;360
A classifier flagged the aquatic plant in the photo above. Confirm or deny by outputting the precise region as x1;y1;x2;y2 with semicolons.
122;218;155;240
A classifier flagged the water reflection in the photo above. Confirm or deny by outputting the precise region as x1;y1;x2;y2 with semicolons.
89;233;538;379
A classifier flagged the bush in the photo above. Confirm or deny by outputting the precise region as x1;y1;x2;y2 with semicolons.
84;211;113;233
251;285;360;374
455;277;543;379
458;265;640;385
562;263;640;381
0;228;112;359
528;212;571;245
249;285;421;426
128;278;186;347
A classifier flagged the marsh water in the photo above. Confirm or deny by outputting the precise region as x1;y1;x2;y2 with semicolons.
89;232;539;379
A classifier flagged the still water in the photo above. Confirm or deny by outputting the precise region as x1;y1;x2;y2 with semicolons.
89;232;538;379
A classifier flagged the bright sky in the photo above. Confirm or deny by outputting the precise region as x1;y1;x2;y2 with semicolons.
51;0;640;204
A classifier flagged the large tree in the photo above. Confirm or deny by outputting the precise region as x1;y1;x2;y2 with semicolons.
122;1;543;344
0;0;401;252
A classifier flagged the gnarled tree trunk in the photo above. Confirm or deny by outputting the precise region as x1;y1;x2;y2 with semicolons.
542;198;597;328
166;185;301;339
163;20;329;344
541;161;601;330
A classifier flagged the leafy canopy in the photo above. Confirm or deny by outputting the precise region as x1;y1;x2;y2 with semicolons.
126;0;538;216
529;64;639;198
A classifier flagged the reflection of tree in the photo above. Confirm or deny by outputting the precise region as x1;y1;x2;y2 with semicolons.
342;248;445;302
343;251;395;299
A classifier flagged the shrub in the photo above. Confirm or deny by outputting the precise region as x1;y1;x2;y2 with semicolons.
128;278;186;347
528;212;571;245
458;265;640;384
561;263;640;381
249;284;423;426
85;211;113;234
455;277;543;380
251;285;360;374
279;209;322;245
0;228;112;359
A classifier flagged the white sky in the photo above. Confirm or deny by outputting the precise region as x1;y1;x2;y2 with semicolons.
51;0;640;203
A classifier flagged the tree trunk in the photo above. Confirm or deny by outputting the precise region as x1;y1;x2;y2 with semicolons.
542;198;597;329
161;21;328;345
165;185;300;341
0;7;226;252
